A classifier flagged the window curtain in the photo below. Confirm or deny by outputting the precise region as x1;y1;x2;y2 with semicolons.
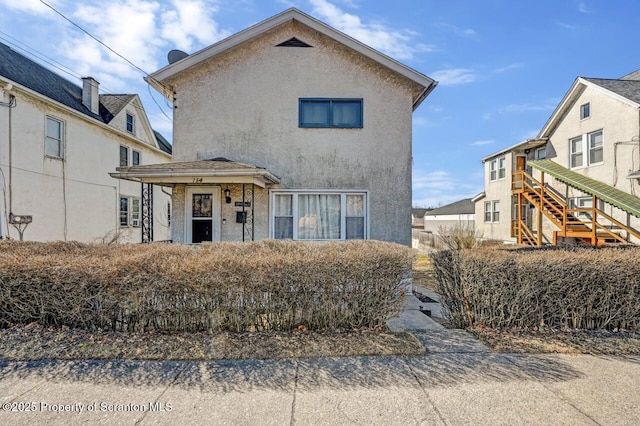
298;194;341;239
274;194;293;239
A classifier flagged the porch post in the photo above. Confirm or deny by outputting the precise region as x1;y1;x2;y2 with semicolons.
141;183;154;243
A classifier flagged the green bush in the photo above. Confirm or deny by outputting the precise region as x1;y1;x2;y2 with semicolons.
430;246;640;330
0;240;413;332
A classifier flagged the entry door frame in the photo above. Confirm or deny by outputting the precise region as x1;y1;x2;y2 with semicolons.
185;186;221;243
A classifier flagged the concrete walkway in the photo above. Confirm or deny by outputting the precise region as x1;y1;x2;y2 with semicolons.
1;288;639;425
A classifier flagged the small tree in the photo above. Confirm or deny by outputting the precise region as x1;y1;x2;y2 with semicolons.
437;224;481;250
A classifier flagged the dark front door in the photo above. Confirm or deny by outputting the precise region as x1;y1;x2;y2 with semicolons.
192;220;212;243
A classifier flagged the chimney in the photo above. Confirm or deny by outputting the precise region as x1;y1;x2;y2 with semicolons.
82;77;100;114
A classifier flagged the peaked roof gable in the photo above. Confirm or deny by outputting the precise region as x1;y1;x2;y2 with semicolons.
426;198;475;216
539;74;640;138
149;8;436;109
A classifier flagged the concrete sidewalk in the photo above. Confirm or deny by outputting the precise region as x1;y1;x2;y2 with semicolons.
1;289;639;425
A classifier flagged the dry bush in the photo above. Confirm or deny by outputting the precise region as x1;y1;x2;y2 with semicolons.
0;240;413;333
430;246;640;330
437;224;480;250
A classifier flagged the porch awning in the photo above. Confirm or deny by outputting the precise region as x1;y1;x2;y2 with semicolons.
530;159;640;218
109;158;281;188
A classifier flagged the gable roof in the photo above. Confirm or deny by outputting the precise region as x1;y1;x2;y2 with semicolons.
100;94;136;117
0;41;104;122
481;138;547;163
412;208;430;218
149;8;436;110
539;73;640;138
426;198;475;216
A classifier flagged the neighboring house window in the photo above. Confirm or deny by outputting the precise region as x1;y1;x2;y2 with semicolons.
120;145;129;167
120;197;129;227
132;150;141;166
299;99;363;128
131;198;141;227
570;130;603;169
580;103;590;120
588;130;603;165
535;146;546;160
569;197;605;217
570;136;583;168
272;191;366;240
126;113;135;133
484;201;500;222
45;117;63;158
490;156;506;181
120;196;140;226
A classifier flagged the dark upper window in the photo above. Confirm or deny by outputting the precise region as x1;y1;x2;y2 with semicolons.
126;113;135;133
580;103;590;120
120;145;129;167
299;99;363;128
132;150;140;166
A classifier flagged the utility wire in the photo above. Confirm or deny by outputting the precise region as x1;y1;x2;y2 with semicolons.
37;0;173;121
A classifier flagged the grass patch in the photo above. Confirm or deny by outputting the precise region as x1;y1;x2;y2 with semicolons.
412;253;438;292
0;323;425;361
471;326;640;355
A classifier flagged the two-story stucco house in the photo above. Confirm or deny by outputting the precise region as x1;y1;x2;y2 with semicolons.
112;8;436;246
0;42;172;242
475;70;640;245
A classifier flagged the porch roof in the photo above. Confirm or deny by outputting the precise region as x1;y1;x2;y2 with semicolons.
109;158;281;188
530;159;640;218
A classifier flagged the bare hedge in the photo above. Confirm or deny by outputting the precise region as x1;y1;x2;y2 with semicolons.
0;240;413;332
431;246;640;330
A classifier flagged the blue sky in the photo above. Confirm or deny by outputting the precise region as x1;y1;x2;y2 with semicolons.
1;0;639;207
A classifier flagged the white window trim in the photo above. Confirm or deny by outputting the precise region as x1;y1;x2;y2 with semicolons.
580;102;590;120
120;145;129;167
132;149;141;166
45;116;64;159
569;130;603;170
126;111;136;134
484;200;500;223
269;189;369;241
534;146;546;160
489;156;506;182
120;196;141;227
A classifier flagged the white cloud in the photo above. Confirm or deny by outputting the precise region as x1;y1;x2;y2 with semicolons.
501;100;558;113
578;2;592;14
555;20;577;30
161;0;230;52
430;68;477;86
413;170;456;191
494;62;524;73
438;22;476;37
0;0;61;15
308;0;434;60
471;140;495;146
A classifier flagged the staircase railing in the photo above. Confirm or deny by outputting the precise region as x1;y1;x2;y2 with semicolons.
512;170;640;245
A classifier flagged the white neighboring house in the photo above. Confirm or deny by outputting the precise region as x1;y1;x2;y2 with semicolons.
475;69;640;246
423;198;475;234
0;42;172;242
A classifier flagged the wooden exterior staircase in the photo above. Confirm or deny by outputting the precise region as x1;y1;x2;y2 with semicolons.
512;170;640;246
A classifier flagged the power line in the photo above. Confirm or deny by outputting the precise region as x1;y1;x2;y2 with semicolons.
37;0;173;121
0;34;171;124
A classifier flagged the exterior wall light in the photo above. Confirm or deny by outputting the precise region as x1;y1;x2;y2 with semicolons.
224;188;231;204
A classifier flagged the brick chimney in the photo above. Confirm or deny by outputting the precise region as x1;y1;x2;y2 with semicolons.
82;77;99;114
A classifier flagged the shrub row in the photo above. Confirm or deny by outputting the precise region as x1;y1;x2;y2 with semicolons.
0;240;413;332
430;246;640;330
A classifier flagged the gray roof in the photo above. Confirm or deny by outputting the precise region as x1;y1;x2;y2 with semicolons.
426;198;475;216
583;77;640;105
411;208;430;218
0;41;172;155
100;94;135;117
153;130;172;155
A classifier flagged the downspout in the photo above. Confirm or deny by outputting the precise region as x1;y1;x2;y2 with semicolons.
0;89;17;238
